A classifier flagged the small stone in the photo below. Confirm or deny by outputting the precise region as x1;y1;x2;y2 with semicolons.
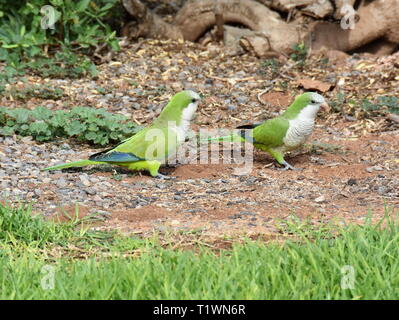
240;211;256;216
56;178;67;188
85;188;97;195
314;195;326;203
79;175;91;187
93;195;102;202
42;178;52;184
170;220;180;226
132;103;141;110
61;143;71;150
377;186;387;195
347;178;357;186
1;181;9;188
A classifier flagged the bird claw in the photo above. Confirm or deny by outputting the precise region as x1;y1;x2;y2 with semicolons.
278;161;302;171
155;173;175;180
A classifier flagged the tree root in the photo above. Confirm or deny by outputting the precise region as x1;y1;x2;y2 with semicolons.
122;0;399;56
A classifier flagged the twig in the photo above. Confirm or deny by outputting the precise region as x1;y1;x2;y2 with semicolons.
257;80;277;105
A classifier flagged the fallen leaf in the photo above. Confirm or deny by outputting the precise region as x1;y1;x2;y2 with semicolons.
297;78;333;92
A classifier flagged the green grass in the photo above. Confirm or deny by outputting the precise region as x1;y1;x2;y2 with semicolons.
0;202;399;299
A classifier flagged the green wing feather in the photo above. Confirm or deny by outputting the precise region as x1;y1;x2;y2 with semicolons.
112;125;179;161
252;116;289;148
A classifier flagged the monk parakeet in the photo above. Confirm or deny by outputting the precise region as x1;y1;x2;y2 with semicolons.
208;92;328;170
43;90;201;178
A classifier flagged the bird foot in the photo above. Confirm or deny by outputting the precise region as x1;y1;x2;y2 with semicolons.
155;173;176;180
278;161;302;171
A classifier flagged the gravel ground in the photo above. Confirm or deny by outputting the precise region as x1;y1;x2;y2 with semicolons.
1;40;398;239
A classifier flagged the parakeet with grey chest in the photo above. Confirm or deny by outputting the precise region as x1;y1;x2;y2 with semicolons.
43;90;201;178
208;92;329;170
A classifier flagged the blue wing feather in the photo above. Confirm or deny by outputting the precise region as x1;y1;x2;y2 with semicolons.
89;151;144;163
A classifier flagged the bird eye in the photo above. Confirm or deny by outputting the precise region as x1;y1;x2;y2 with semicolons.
191;98;197;103
311;100;316;104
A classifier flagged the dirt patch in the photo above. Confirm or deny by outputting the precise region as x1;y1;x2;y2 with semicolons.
259;92;293;108
169;164;232;179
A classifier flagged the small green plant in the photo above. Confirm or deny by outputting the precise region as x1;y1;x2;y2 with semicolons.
361;96;399;114
0;0;121;78
0;106;142;145
290;42;308;65
27;50;98;78
377;96;399;114
279;80;288;89
260;58;280;75
311;142;343;155
330;92;346;112
6;84;64;101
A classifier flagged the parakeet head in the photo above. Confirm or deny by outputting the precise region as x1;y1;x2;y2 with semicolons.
159;90;201;124
283;92;329;120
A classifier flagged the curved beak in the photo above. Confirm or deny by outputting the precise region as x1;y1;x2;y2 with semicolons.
321;101;330;113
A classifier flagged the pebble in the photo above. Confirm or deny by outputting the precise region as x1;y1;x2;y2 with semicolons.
367;165;383;173
85;188;97;195
56;178;68;188
347;178;357;186
239;211;257;216
227;105;237;111
79;174;91;187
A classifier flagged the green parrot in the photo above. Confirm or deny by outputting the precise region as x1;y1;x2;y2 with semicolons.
208;92;329;170
43;90;201;178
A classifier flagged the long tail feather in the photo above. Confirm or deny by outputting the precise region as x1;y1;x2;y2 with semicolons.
202;134;245;143
42;160;103;171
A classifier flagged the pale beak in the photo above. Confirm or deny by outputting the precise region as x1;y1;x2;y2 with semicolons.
320;102;330;113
